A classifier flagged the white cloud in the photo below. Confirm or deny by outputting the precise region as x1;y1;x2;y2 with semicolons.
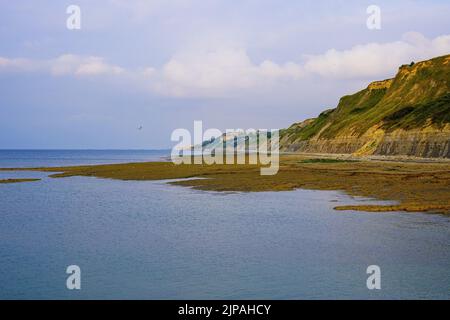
0;57;39;72
303;32;450;79
1;32;449;97
150;32;450;96
0;54;124;77
50;55;124;76
152;48;304;97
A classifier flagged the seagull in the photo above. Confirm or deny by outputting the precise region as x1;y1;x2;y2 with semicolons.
138;125;143;130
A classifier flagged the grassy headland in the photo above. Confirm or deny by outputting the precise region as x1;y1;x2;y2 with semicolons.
1;154;449;214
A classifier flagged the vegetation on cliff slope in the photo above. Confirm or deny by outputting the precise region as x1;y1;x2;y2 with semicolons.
281;54;450;147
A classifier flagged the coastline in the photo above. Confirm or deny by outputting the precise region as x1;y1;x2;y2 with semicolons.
0;178;40;184
1;153;449;214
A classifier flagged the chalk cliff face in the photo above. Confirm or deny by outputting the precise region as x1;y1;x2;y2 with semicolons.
280;54;450;158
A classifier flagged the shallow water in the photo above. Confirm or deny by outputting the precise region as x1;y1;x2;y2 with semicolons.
0;151;449;299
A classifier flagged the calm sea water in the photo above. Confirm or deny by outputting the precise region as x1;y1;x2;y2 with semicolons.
0;150;449;299
0;149;170;168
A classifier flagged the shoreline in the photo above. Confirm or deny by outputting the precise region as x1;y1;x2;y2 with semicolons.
279;152;450;164
1;154;449;214
0;178;40;184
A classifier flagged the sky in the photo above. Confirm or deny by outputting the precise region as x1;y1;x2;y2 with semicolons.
0;0;449;149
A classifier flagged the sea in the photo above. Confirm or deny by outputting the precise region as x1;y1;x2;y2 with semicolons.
0;150;449;299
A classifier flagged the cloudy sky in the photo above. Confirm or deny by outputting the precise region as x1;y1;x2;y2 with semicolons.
1;0;449;149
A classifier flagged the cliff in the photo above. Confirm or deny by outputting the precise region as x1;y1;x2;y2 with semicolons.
280;54;450;158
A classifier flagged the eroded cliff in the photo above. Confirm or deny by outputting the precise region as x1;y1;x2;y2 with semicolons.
280;54;450;158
